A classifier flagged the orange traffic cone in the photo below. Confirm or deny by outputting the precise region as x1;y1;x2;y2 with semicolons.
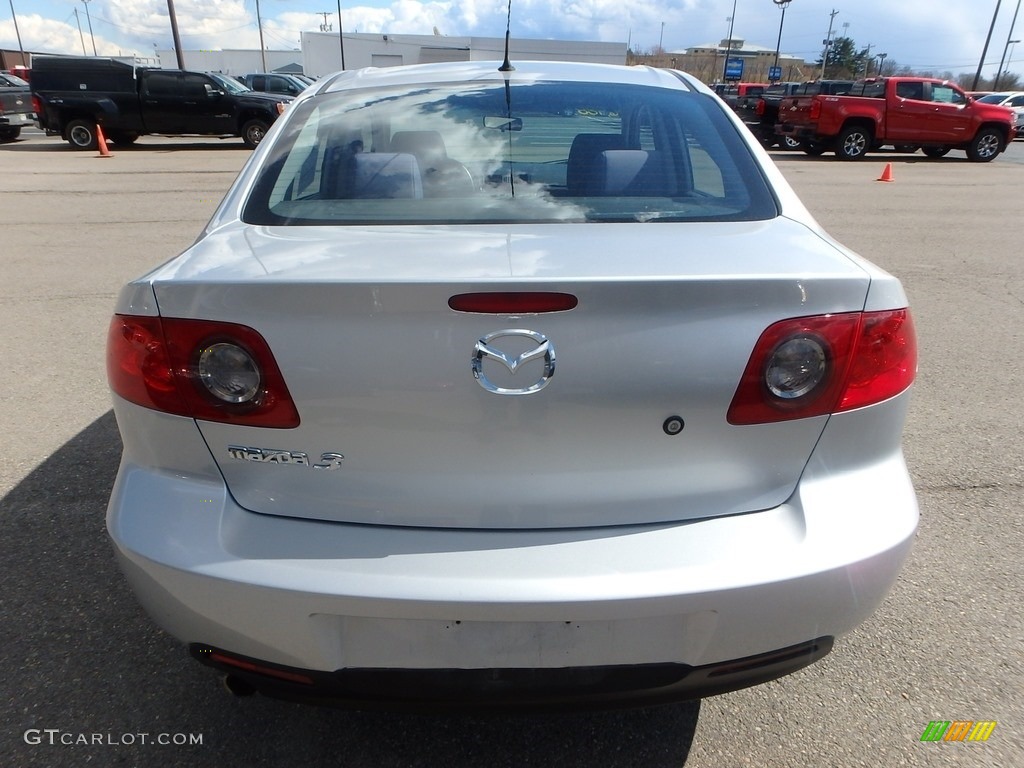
876;162;893;182
96;123;112;158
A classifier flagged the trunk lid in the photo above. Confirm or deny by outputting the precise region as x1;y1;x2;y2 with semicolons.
150;220;870;529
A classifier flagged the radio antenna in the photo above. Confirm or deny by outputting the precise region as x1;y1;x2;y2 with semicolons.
499;0;514;72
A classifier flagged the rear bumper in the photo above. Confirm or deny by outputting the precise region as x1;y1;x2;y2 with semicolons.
776;123;821;141
0;112;33;127
189;637;833;711
107;395;917;707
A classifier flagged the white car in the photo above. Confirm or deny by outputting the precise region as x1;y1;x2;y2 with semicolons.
106;60;918;709
975;91;1024;133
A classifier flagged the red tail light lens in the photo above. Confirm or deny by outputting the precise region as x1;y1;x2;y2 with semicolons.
756;99;766;116
727;309;916;425
809;100;822;120
107;315;300;428
836;310;917;412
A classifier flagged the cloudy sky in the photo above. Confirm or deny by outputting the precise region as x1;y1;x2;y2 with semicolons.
3;0;1022;77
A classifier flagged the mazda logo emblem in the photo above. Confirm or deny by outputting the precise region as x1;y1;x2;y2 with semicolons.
472;329;555;395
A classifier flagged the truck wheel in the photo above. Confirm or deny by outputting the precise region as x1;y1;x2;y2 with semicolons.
241;119;269;149
836;125;871;160
921;147;950;158
66;119;98;151
0;127;20;143
966;128;1003;162
782;135;802;150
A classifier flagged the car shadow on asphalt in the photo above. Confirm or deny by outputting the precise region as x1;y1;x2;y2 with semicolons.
0;139;251;153
768;150;969;163
1;411;700;767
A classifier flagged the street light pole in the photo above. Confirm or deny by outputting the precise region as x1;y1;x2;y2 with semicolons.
994;0;1021;89
722;0;738;82
876;52;887;76
772;0;792;81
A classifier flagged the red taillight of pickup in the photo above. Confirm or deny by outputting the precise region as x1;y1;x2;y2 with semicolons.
755;99;766;116
31;95;42;115
809;99;822;120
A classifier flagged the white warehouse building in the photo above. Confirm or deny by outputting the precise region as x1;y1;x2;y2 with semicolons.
160;33;625;79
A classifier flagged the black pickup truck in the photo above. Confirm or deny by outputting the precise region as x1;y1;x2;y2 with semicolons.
734;80;855;149
0;71;34;142
31;56;292;150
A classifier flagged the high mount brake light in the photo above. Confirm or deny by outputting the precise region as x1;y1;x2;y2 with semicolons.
107;315;300;428
448;292;578;314
727;309;916;425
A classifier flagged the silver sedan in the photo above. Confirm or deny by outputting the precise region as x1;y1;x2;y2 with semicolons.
105;60;918;710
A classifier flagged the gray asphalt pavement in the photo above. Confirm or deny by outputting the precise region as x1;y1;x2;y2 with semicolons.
1;130;1021;768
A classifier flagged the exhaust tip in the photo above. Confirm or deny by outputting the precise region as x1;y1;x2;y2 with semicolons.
223;674;257;697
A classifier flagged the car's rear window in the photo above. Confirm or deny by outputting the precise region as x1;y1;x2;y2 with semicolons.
243;80;778;225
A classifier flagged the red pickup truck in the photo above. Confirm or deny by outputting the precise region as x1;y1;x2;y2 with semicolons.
776;77;1017;161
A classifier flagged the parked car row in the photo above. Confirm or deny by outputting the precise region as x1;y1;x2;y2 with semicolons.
728;80;856;149
776;76;1018;161
2;59;322;149
30;57;296;149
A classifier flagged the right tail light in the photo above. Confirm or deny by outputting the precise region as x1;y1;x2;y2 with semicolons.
727;309;916;425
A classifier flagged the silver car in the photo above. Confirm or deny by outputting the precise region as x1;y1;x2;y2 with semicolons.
106;60;918;709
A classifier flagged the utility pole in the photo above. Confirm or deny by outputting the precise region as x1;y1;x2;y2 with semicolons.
659;21;665;53
337;0;347;69
318;11;332;31
8;0;25;63
863;43;873;76
974;0;1003;90
166;0;185;69
820;9;839;80
255;0;268;72
876;52;887;76
82;0;98;55
74;8;87;55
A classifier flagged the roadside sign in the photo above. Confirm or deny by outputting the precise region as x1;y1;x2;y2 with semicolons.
725;57;744;81
769;65;783;82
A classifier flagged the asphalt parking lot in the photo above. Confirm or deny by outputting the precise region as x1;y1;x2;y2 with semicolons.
1;128;1022;768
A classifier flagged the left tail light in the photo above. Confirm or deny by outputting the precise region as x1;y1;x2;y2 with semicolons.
107;314;300;428
727;309;916;425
